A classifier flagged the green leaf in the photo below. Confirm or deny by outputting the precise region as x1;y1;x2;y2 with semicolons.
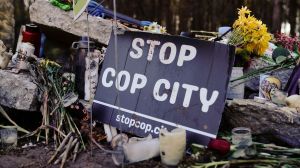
245;148;257;157
232;149;246;158
281;164;295;168
272;47;290;61
254;164;273;168
191;143;206;154
275;56;287;64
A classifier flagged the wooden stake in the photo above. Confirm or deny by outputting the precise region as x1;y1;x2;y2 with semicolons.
48;133;72;164
60;136;76;168
72;141;80;162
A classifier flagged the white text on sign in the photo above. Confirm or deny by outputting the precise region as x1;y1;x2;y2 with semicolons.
129;38;197;67
100;38;220;113
101;67;219;113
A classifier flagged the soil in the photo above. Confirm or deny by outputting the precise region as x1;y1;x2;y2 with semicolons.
0;143;168;168
0;109;175;168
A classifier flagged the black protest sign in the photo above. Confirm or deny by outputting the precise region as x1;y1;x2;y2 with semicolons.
93;31;235;145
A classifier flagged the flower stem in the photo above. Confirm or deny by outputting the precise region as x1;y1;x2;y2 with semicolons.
193;159;279;168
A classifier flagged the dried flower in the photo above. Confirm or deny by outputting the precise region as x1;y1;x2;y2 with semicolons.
39;59;61;69
275;33;300;52
229;7;272;56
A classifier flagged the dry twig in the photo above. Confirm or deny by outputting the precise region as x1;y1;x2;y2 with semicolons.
48;133;72;164
0;105;30;134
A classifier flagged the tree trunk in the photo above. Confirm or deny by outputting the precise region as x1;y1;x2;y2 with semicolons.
272;0;282;33
102;0;296;35
288;0;298;36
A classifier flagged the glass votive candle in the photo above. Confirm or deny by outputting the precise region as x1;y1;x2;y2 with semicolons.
231;127;252;147
1;127;18;148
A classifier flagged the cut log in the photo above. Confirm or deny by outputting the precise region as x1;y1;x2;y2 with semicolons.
29;0;135;45
224;99;300;147
0;69;38;111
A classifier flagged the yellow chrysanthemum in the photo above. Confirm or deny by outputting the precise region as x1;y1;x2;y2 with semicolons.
229;6;271;56
238;6;251;17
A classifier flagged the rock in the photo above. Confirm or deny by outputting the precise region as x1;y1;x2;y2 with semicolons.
244;57;293;92
29;0;136;45
0;0;15;49
224;99;300;147
0;69;38;111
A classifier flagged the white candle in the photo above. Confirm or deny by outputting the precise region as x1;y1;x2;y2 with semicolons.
3;135;17;144
1;128;18;147
159;128;186;166
123;135;160;163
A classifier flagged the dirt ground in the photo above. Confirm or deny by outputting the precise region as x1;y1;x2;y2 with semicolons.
0;143;168;168
0;110;175;168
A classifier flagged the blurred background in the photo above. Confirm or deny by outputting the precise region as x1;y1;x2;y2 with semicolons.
0;0;299;49
104;0;300;35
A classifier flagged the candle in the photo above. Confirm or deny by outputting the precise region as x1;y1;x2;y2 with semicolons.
123;135;160;163
1;128;18;147
159;128;186;166
231;127;252;147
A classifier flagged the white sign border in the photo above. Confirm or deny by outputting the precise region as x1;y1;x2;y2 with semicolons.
93;100;217;138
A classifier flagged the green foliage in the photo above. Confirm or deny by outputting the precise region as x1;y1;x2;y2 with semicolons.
272;47;290;62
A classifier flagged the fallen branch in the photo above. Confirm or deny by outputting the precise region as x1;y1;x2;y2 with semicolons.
18;126;44;140
28;60;86;167
43;125;67;138
60;136;75;168
54;149;67;165
0;105;30;134
72;141;80;162
48;133;72;164
54;136;74;165
43;91;49;144
90;136;122;154
50;134;80;168
0;125;17;129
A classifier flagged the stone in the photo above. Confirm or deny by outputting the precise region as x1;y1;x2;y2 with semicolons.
224;99;300;147
29;0;136;45
0;0;15;49
0;69;38;111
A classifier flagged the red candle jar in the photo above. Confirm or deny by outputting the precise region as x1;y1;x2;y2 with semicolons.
22;23;41;56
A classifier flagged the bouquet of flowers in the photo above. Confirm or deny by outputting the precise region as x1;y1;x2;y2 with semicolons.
231;35;300;83
228;7;272;67
229;7;272;56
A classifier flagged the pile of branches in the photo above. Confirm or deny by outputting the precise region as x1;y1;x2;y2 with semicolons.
28;59;86;168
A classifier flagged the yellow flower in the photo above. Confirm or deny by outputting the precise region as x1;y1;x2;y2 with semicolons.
229;6;271;56
238;6;251;17
143;22;167;34
39;59;61;69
